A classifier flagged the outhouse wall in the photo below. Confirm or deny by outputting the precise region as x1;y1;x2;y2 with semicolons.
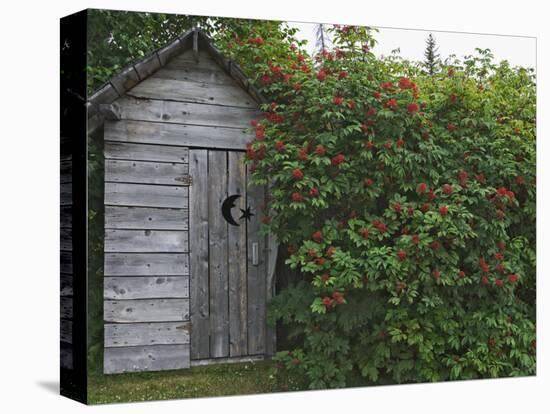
60;137;73;369
102;44;274;374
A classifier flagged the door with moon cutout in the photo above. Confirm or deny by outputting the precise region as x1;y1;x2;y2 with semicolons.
188;149;268;361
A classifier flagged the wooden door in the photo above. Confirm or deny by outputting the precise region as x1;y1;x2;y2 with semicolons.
189;149;267;361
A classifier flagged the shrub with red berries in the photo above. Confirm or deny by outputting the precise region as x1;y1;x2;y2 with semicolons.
291;192;303;203
407;102;419;113
219;22;536;390
331;153;346;166
292;168;304;180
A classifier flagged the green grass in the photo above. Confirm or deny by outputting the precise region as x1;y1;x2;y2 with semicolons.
88;361;275;404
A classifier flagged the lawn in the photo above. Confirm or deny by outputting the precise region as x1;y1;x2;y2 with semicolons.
88;361;275;404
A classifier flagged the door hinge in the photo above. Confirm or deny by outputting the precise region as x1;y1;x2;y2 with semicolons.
175;175;193;185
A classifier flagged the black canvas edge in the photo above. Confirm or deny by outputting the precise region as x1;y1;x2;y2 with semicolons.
60;9;88;404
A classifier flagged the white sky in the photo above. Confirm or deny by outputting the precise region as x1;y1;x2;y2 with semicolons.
290;22;536;70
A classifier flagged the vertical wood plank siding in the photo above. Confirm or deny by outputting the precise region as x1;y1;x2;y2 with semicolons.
227;152;248;356
208;151;229;358
189;150;210;360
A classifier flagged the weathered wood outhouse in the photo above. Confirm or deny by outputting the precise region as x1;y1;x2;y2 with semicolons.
87;29;277;374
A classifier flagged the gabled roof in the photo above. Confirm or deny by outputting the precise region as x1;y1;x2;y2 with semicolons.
87;28;264;132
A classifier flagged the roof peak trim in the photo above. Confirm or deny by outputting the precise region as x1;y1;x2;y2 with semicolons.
87;28;264;130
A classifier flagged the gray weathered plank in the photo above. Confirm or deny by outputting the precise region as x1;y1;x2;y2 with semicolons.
104;141;189;163
104;276;189;300
208;150;229;358
247;83;265;104
166;50;222;69
60;251;73;274
60;182;72;206
60;319;73;344
60;273;73;296
128;77;256;108
105;206;188;230
227;151;248;356
116;96;258;129
229;61;250;91
110;66;140;95
105;120;252;151
104;229;188;253
104;253;189;276
134;53;161;80
60;342;73;369
60;296;73;319
157;38;184;66
189;150;210;359
87;113;104;135
154;65;234;86
60;206;72;228
199;36;231;72
105;159;189;186
100;103;122;120
104;299;189;322
158;49;231;84
247;164;267;355
104;344;190;374
88;82;119;109
105;183;188;208
105;322;190;347
60;228;72;251
192;29;199;62
190;354;264;367
167;50;223;68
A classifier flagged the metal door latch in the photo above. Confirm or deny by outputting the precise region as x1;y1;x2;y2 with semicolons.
252;242;259;266
175;175;193;185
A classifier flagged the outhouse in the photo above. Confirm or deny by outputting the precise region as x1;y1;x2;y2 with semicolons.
86;29;277;374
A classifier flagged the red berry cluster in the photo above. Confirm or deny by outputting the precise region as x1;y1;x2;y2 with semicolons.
292;168;304;180
372;219;387;233
384;98;398;110
331;154;346;166
407;102;419;113
359;228;369;239
312;231;323;243
397;249;407;261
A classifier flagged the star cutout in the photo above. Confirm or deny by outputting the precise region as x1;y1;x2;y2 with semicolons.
239;206;254;222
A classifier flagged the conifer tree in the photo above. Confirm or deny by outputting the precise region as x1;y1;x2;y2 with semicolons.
424;33;440;75
314;24;331;56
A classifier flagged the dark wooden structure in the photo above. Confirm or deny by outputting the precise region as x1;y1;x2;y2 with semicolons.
60;138;74;369
86;29;277;374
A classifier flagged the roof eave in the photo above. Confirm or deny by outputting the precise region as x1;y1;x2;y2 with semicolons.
87;28;265;134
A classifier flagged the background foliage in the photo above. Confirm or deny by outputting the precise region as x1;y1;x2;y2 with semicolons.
217;24;536;389
87;10;207;94
87;10;536;390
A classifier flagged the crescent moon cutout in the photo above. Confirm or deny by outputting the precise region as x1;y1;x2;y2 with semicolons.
221;194;242;226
